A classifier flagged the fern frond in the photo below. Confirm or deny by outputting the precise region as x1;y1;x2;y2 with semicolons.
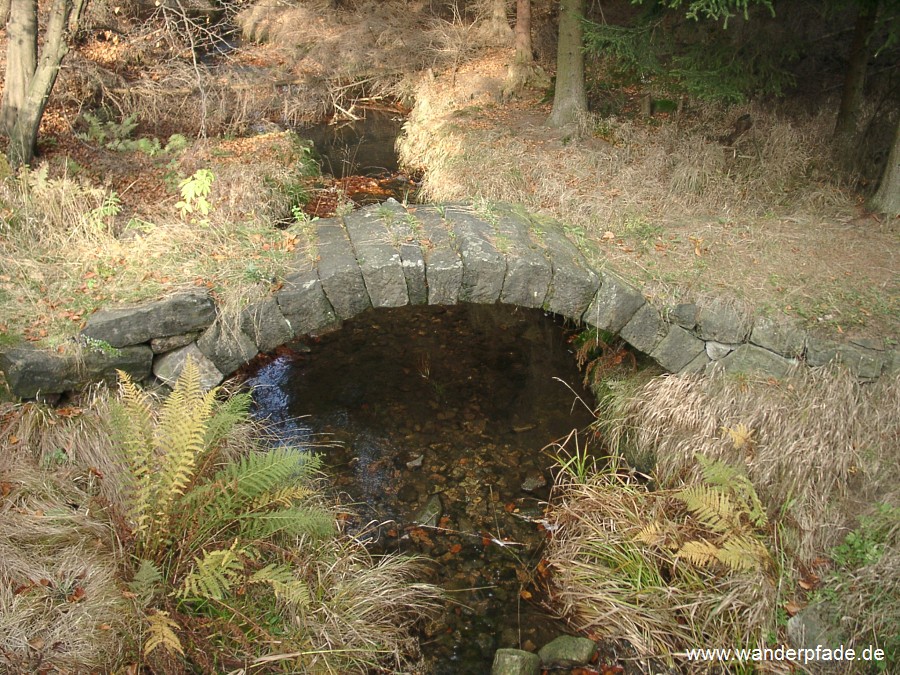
110;371;157;532
144;610;184;656
154;359;219;520
242;506;334;540
252;485;315;510
215;448;319;503
696;454;769;528
717;533;770;572
676;484;738;533
676;539;721;567
634;522;665;547
204;392;252;450
696;453;745;488
179;543;245;601
720;423;754;450
249;563;311;607
128;559;164;603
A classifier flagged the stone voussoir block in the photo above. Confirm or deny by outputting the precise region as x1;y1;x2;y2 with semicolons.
377;199;428;305
275;268;338;337
527;214;599;320
582;271;645;334
314;217;372;320
196;319;258;376
343;203;410;308
153;342;224;390
619;303;668;355
651;325;706;372
493;207;552;308
241;296;294;353
447;205;507;304
81;289;216;348
750;314;807;358
414;206;464;306
695;299;752;343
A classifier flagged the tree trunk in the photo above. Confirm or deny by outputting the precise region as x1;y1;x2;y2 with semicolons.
548;0;586;128
2;0;75;167
834;1;878;152
1;0;11;26
0;0;38;136
481;0;513;45
514;0;532;61
869;117;900;216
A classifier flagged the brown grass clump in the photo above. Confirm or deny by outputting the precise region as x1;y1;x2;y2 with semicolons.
602;365;900;561
0;447;132;672
546;469;782;669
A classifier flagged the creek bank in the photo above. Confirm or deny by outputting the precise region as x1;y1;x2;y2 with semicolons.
1;200;896;400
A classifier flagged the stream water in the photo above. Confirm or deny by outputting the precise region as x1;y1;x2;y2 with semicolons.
244;303;596;673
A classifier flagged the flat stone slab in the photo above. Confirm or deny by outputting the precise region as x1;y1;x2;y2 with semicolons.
314;217;372;319
413;206;464;305
538;635;597;668
81;290;215;348
583;271;645;333
446;205;507;304
750;314;806;358
493;206;552;308
0;343;152;398
525;214;599;319
343;204;409;308
620;303;668;354
276;268;338;336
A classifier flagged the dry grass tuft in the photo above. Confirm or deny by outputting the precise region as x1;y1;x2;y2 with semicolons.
0;451;132;672
602;365;900;561
546;471;781;667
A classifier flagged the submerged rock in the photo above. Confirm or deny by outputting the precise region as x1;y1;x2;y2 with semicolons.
413;493;444;527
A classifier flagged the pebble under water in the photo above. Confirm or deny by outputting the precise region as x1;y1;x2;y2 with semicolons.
244;303;597;673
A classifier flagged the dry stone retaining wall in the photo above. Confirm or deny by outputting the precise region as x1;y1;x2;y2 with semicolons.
1;200;895;398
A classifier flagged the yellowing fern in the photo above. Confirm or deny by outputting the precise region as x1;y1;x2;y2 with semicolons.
179;542;245;601
144;610;183;656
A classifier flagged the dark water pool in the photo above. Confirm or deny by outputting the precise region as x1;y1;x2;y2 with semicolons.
244;303;596;672
299;109;406;178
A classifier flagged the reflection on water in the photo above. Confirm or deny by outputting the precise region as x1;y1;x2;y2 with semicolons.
245;303;596;672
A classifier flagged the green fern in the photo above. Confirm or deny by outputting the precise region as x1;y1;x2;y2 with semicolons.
249;563;311;607
179;542;245;601
128;559;163;604
696;453;767;528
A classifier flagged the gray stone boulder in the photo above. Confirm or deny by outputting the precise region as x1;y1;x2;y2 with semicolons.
152;343;224;390
197;319;258;376
0;343;152;398
806;334;885;379
491;649;540;675
538;635;597;668
619;303;668;354
150;332;201;354
750;314;806;358
651;325;706;372
81;290;215;348
583;272;645;333
670;302;698;330
718;344;797;379
696;299;752;343
705;340;737;360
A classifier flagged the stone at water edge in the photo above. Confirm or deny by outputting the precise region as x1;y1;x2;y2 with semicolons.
491;648;541;675
413;493;444;527
538;635;597;668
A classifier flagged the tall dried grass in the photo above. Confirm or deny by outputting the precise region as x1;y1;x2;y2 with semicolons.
0;447;133;672
603;365;900;561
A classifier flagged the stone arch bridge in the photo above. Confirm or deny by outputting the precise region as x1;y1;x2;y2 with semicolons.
0;201;892;398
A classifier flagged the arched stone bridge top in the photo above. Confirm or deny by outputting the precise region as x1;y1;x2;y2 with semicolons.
0;200;894;398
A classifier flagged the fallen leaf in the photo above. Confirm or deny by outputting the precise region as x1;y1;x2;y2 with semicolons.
67;586;86;603
519;589;532;600
449;544;462;554
784;600;803;617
